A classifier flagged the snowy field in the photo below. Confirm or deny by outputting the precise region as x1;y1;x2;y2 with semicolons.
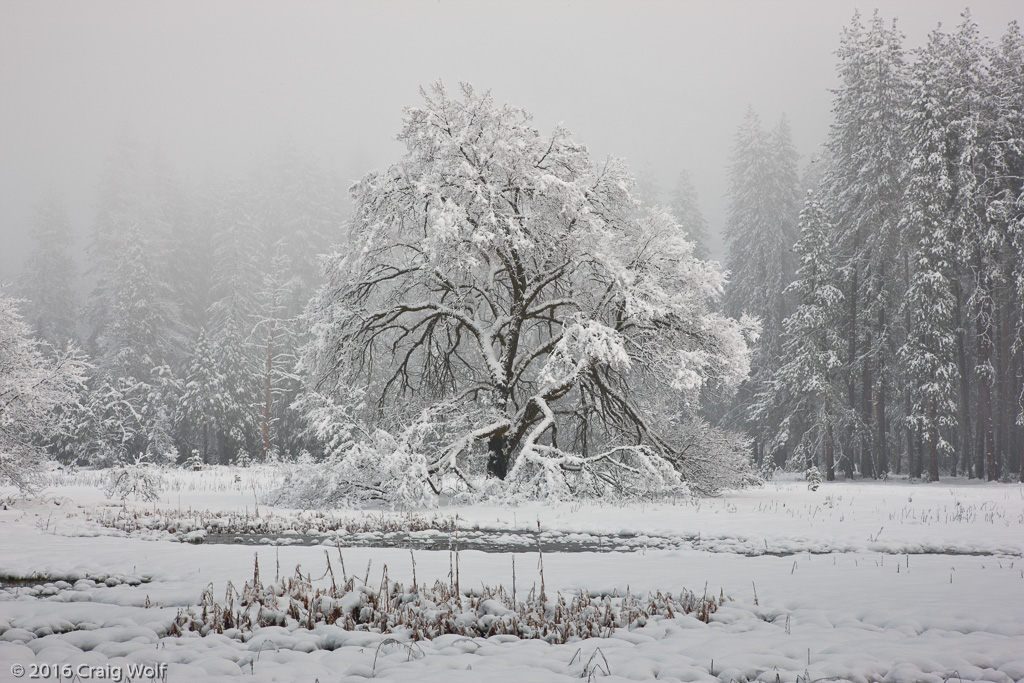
2;470;1024;682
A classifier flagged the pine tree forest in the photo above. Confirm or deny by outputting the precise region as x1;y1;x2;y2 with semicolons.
741;11;1024;483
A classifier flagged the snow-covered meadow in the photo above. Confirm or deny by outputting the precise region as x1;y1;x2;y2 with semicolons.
2;471;1023;682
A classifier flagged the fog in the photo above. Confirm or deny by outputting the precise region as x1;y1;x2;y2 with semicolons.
1;0;1020;280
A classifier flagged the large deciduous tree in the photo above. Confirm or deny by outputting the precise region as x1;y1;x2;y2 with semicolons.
302;84;756;499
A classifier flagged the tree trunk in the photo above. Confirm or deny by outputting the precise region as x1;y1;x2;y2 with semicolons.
1016;339;1024;482
861;331;875;478
486;433;510;479
841;425;855;479
875;301;889;477
914;424;924;480
928;405;940;482
994;293;1009;480
954;280;971;477
202;422;209;465
903;252;914;478
261;319;275;462
825;399;835;481
976;279;995;482
847;263;859;479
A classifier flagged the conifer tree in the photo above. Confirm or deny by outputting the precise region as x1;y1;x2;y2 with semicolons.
899;25;968;482
670;170;710;259
985;20;1024;481
756;193;849;480
821;10;910;478
207;204;262;464
180;329;222;464
20;190;78;348
723;107;801;469
251;247;302;461
85;133;184;464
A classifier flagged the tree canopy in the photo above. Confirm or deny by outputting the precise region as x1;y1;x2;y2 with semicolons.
302;83;756;500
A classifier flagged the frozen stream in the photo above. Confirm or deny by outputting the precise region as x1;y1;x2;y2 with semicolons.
199;528;673;553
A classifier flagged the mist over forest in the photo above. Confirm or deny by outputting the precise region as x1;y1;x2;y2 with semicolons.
2;0;1024;500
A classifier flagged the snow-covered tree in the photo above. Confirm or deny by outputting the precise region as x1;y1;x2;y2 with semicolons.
179;329;222;464
302;83;756;500
632;163;662;209
64;366;181;468
974;19;1024;482
758;13;1024;482
19;191;79;348
250;247;303;461
250;144;345;316
88;133;182;377
820;10;910;479
0;293;88;489
723;107;802;469
670;170;710;260
989;23;1024;483
755;193;850;480
898;25;970;482
81;133;188;466
205;190;263;463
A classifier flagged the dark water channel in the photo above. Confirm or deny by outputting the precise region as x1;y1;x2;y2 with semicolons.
200;528;679;554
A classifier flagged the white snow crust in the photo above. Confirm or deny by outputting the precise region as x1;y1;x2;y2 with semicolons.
1;472;1023;682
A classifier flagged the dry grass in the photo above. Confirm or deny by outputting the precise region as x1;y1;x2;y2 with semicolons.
87;508;458;536
172;550;721;644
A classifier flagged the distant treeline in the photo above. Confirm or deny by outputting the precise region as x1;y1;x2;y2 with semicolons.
19;137;346;466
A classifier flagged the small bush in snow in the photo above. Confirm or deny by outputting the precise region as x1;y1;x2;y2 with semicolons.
806;466;822;491
104;463;163;502
270;432;435;510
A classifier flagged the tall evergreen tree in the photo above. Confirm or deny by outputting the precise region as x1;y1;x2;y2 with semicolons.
20;190;78;348
670;170;710;259
898;24;972;482
821;10;911;478
251;247;303;461
723;107;802;469
206;192;262;463
88;133;181;380
755;193;849;480
179;328;222;464
986;21;1024;482
84;132;184;464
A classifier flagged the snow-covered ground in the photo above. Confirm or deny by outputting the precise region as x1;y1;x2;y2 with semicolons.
2;470;1023;682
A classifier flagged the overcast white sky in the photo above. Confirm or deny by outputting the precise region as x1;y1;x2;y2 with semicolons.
1;0;1020;281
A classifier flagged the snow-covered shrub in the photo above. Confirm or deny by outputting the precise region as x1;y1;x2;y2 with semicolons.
666;419;762;496
105;462;164;502
0;293;88;491
806;466;822;491
272;413;439;509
